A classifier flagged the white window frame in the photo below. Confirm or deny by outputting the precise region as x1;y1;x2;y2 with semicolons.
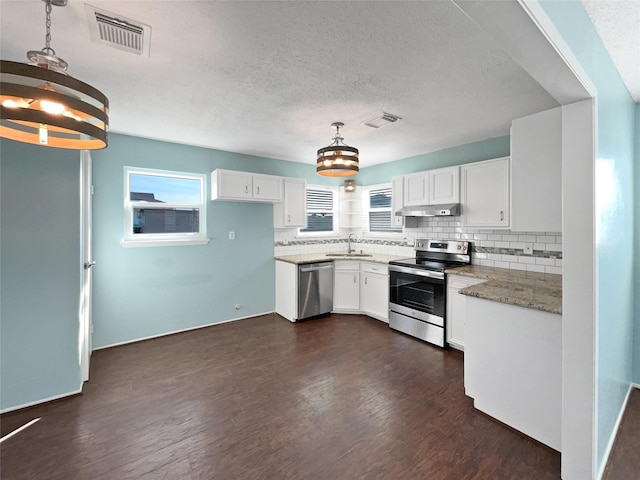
362;183;403;238
122;167;209;247
297;185;340;237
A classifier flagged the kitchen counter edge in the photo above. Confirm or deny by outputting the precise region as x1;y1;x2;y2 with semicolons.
446;265;562;315
275;253;406;266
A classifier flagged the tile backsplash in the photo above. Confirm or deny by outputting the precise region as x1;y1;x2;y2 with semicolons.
274;216;562;275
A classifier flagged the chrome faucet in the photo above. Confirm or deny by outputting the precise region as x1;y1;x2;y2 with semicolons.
347;233;358;254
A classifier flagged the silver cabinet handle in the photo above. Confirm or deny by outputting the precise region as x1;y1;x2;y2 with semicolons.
365;277;368;285
245;185;249;194
256;186;260;195
353;275;357;283
287;214;291;223
500;210;504;221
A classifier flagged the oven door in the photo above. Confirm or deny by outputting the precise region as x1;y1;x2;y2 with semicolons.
388;265;445;327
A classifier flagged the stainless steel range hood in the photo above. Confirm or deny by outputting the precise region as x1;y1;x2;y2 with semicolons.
396;203;461;217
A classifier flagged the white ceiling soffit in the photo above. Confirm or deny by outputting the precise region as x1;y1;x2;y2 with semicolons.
0;1;570;167
582;0;640;102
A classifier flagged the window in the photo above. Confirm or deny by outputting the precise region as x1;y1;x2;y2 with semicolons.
123;167;208;247
299;186;338;235
364;184;402;234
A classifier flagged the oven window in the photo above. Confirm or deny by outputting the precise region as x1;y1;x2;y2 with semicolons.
389;270;444;318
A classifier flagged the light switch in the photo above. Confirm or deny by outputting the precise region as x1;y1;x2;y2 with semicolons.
229;231;235;240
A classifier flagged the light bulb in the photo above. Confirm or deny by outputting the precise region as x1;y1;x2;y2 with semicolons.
3;99;19;108
40;100;65;115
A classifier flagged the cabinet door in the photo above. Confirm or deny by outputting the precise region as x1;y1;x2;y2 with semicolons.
253;174;282;202
511;107;562;232
461;157;510;228
403;172;430;206
212;170;252;200
391;176;404;227
333;268;360;311
274;178;306;228
362;272;389;322
430;166;460;204
446;286;467;350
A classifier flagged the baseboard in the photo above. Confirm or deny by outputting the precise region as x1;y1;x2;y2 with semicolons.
0;386;83;415
596;383;635;480
93;311;275;351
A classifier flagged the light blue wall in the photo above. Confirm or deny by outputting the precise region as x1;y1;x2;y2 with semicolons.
635;102;640;384
0;140;82;411
358;136;510;185
540;0;637;471
90;133;323;348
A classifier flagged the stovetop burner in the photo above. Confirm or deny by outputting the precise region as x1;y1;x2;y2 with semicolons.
390;239;472;272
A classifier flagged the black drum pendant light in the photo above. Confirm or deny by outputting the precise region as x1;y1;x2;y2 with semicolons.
316;122;359;177
0;0;109;149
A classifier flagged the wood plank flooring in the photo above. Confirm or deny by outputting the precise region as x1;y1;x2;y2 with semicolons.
602;387;640;479
1;314;560;479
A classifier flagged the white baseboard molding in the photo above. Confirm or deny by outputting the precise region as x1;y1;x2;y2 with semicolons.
0;385;83;415
93;311;275;351
596;382;636;480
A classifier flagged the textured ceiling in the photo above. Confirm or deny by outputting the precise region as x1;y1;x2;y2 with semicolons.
582;0;640;102
1;1;569;166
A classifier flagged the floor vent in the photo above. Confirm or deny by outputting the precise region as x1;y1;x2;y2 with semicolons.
85;5;151;57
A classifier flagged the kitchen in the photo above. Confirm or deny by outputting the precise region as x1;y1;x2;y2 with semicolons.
1;1;638;479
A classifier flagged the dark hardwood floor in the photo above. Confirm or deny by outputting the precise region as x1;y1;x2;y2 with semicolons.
603;387;640;480
1;314;560;479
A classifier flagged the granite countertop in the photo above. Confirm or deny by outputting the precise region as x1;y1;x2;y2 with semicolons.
446;265;562;315
275;253;406;266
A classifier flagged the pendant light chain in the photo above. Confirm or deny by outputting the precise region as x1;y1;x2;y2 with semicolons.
43;0;56;56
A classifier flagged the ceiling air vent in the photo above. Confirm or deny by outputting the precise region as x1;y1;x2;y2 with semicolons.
85;5;151;57
363;112;402;129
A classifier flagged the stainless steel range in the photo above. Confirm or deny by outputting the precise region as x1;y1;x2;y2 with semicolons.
388;239;471;347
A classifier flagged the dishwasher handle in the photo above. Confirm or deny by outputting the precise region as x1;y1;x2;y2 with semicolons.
299;262;333;273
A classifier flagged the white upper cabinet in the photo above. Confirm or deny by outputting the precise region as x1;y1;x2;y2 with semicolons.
403;166;460;207
253;174;283;202
391;176;405;227
461;157;510;228
403;171;430;206
211;169;283;203
510;107;562;232
274;177;307;228
429;166;460;204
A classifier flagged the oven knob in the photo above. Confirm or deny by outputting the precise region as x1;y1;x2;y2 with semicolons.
457;245;462;250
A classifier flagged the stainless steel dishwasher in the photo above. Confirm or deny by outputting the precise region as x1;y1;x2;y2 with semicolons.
298;262;334;320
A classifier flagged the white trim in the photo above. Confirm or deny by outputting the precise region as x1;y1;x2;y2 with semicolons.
596;383;637;480
92;311;274;351
121;238;210;248
0;386;83;414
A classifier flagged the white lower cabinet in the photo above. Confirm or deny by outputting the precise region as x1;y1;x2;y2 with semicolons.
275;260;297;322
333;261;361;312
446;274;487;351
361;263;389;322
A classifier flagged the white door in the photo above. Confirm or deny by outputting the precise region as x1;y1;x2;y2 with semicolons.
79;151;94;382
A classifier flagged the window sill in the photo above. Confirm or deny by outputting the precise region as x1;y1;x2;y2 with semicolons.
121;238;210;248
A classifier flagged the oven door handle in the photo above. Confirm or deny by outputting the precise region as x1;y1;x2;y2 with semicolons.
389;265;445;280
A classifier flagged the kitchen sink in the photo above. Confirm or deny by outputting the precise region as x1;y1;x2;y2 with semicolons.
325;253;372;257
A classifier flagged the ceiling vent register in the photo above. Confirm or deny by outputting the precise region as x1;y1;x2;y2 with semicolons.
364;112;402;129
86;5;151;57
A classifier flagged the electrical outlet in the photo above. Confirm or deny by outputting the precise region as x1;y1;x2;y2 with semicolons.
229;231;235;240
523;243;533;255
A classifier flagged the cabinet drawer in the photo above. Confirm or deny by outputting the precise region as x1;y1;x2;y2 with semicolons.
362;262;388;275
333;260;360;271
